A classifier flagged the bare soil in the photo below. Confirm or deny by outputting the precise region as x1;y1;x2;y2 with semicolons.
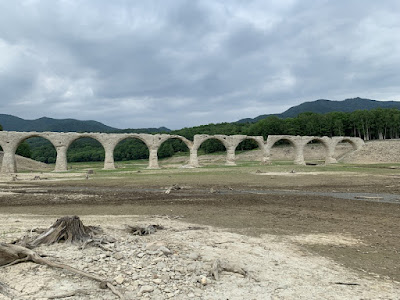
1;142;400;299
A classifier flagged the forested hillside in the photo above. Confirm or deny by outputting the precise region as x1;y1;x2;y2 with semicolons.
4;107;400;164
238;97;400;123
0;114;118;132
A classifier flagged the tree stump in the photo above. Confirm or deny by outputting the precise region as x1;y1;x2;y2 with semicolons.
28;215;101;248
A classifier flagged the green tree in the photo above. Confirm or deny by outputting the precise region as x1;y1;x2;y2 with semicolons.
16;142;32;158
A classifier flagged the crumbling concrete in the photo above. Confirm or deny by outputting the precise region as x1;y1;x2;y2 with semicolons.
0;131;364;173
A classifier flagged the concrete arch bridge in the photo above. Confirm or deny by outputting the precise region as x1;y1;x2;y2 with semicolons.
0;131;364;173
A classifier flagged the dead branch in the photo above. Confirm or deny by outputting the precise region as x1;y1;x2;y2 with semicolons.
0;243;125;299
165;184;181;194
125;224;164;236
211;259;248;280
47;289;91;299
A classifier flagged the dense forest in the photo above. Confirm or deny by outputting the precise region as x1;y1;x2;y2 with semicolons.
2;108;400;163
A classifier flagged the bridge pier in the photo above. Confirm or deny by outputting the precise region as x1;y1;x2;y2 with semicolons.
1;149;17;173
55;145;68;172
147;148;160;169
103;147;116;170
188;148;200;168
225;146;237;166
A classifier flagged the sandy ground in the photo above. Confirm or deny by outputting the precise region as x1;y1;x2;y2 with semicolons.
1;214;399;300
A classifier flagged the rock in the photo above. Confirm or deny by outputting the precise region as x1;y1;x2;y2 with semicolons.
139;285;155;294
188;252;200;260
114;275;125;285
200;276;208;286
146;241;165;251
153;278;162;284
137;252;146;258
114;252;124;260
158;246;172;256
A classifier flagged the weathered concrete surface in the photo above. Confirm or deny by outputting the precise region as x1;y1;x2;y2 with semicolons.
0;131;364;173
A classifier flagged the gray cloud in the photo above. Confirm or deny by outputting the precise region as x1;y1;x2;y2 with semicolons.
0;0;399;129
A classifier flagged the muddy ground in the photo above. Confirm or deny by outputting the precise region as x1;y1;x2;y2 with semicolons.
1;164;399;288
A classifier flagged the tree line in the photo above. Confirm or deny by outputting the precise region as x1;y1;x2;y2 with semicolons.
1;108;399;163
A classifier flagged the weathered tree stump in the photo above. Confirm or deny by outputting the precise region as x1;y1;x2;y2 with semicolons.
27;215;101;248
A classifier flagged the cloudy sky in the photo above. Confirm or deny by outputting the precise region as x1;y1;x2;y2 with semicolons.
1;0;399;129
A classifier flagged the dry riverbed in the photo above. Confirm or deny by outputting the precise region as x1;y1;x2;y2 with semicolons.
0;164;400;299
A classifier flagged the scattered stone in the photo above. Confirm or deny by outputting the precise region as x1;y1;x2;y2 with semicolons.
200;276;208;286
188;252;200;260
114;275;125;285
114;252;124;260
139;285;155;294
158;246;172;256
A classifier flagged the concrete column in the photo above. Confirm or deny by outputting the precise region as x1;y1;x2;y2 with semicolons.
103;146;116;170
262;145;272;164
54;145;68;172
188;148;200;167
294;144;306;165
324;144;338;164
225;146;237;166
147;148;160;169
1;145;17;173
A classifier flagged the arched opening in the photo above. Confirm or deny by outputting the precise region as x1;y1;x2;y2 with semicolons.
269;139;296;164
113;137;149;169
304;139;328;165
67;137;105;170
235;139;260;164
15;136;56;172
157;138;191;168
197;138;227;166
334;139;358;162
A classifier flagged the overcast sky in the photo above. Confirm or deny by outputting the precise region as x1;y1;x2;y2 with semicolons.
1;0;399;129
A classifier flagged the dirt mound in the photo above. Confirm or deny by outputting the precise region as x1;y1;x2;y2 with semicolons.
341;140;400;164
0;151;52;172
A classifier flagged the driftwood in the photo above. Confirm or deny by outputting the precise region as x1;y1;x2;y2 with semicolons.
165;184;181;194
211;259;248;280
126;224;164;236
0;243;125;299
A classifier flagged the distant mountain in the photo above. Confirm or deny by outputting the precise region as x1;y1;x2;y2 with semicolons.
0;114;170;133
0;114;118;132
237;97;400;123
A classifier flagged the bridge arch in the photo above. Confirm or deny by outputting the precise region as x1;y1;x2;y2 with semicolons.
66;135;106;169
265;135;302;164
192;135;229;167
113;136;150;168
0;132;61;173
234;136;266;164
302;136;331;164
156;135;193;168
14;134;57;171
